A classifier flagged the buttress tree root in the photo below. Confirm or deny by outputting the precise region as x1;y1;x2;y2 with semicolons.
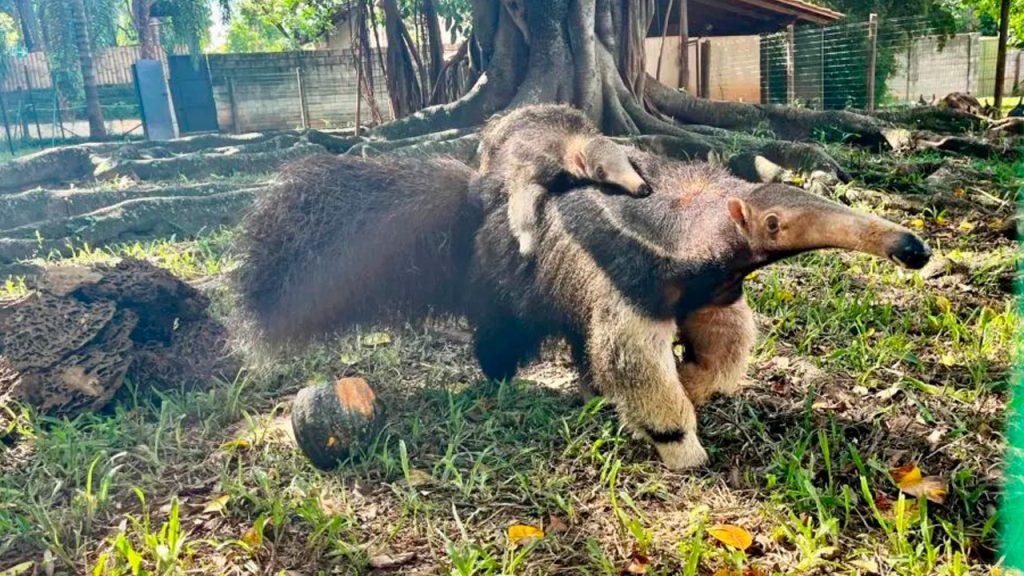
355;0;1014;185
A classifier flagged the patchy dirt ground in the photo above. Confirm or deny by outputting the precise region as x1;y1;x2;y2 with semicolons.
0;144;1019;576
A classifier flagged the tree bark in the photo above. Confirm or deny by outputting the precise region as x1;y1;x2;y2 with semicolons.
379;0;425;118
131;0;161;61
69;0;107;139
422;0;446;92
13;0;44;52
365;0;990;179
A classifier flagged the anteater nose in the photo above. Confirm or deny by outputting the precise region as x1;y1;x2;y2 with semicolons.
888;233;932;269
635;183;653;198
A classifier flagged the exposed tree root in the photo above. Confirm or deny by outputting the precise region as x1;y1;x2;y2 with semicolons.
0;189;260;263
869;107;988;134
384;134;482;165
645;79;889;146
347;128;478;156
93;143;324;182
0;147;97;194
0;182;245;231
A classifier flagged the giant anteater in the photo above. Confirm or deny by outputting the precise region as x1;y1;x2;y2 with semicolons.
235;150;929;469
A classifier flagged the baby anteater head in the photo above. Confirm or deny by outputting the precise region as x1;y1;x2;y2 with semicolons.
728;183;931;269
575;137;652;198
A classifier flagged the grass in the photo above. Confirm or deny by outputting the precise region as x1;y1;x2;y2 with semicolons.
0;151;1019;575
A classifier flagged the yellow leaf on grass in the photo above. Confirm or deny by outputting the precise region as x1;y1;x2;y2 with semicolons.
708;524;753;551
242;517;267;550
624;552;649;574
202;494;230;514
507;524;544;547
940;354;957;367
361;332;392;346
0;562;34;576
712;568;766;576
891;464;947;504
909;218;925;230
934;295;952;313
220;437;252;452
935;214;947;226
959;221;976;232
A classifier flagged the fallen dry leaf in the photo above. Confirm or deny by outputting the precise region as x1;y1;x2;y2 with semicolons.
623;550;649;574
368;552;416;569
0;562;34;576
201;494;230;514
406;469;433;487
508;524;544;547
708;524;753;551
891;464;947;504
547;514;568;534
850;558;880;574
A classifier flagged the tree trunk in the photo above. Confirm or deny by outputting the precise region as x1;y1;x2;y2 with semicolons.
131;0;161;61
422;0;446;91
366;0;985;179
69;0;107;139
379;0;425;118
13;0;44;52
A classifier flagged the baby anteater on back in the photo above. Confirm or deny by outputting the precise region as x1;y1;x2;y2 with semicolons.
478;104;651;256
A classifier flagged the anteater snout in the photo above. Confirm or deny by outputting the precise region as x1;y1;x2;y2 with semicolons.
634;183;653;198
887;233;931;269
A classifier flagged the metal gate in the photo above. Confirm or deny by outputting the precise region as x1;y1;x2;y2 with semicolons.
168;55;219;134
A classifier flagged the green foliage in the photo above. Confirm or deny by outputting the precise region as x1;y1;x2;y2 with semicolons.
155;0;214;53
231;0;348;47
398;0;472;44
954;0;1024;44
37;0;118;102
222;1;300;52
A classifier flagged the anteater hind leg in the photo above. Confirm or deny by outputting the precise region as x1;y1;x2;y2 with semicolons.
587;312;708;470
677;298;757;406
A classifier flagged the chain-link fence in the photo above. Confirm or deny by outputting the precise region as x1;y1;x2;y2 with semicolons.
699;13;1021;111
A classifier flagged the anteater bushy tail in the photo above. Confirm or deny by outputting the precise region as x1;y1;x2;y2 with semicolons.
233;154;480;349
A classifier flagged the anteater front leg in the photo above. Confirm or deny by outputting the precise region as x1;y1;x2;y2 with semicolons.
586;311;708;470
676;298;757;406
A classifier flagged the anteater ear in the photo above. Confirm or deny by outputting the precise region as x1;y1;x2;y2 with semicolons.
727;198;750;232
572;149;587;174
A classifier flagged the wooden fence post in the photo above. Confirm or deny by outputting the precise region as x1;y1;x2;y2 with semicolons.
0;90;14;155
993;0;1011;113
866;13;878;110
679;0;689;90
966;34;973;93
699;39;711;99
785;23;795;105
227;77;240;134
296;67;309;130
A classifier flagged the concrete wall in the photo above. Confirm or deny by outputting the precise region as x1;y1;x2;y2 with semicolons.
705;36;761;103
644;36;760;102
207;50;392;133
887;33;1023;103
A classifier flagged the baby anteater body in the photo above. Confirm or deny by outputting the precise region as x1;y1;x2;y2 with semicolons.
479;104;650;256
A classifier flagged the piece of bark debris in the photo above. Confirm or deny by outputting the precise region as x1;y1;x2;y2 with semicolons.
369;552;416;570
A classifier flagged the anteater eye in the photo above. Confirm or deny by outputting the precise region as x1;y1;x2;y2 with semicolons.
595;166;607;180
765;214;780;233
